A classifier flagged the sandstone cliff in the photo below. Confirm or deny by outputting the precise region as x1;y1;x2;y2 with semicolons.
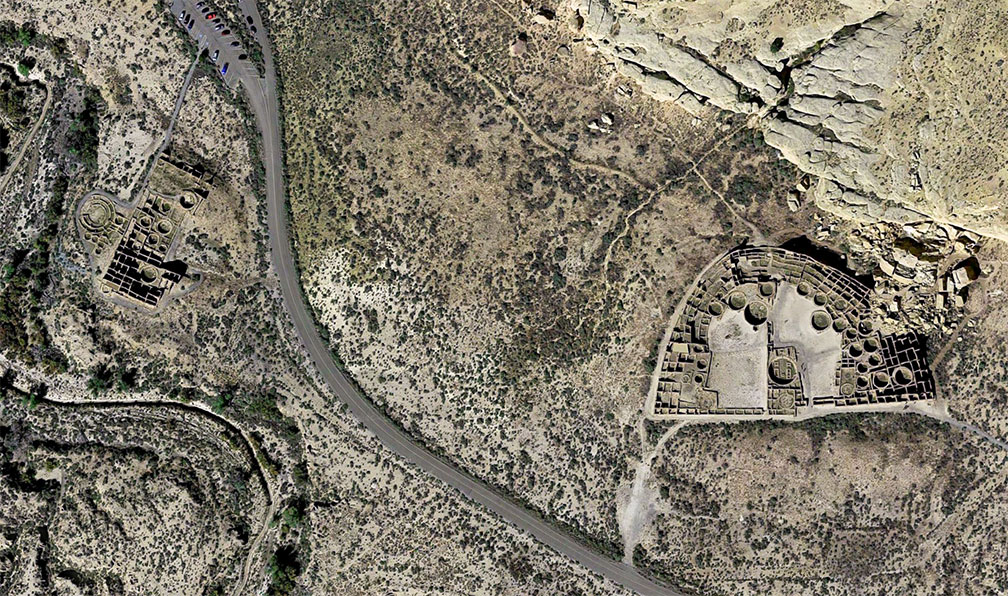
570;0;1008;240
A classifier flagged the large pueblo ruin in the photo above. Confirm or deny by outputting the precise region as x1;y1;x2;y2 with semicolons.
650;247;935;419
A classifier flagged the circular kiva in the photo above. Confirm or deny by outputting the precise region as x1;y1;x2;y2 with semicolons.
797;281;811;296
845;328;858;340
833;317;849;332
699;394;716;410
708;300;725;316
80;197;114;232
778;392;796;409
848;342;863;358
893;366;914;386
840;382;855;397
856;375;870;390
868;352;883;367
157;219;173;235
180;193;197;209
147;232;161;247
139;215;153;228
759;281;775;297
811;310;832;331
768;356;798;384
859;319;875;336
745;301;768;325
813;292;828;306
873;371;890;388
139;266;158;283
864;337;880;352
728;292;747;310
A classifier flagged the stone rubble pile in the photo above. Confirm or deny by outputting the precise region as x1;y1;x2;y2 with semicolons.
808;199;984;336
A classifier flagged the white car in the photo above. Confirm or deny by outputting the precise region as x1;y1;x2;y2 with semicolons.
210;49;219;62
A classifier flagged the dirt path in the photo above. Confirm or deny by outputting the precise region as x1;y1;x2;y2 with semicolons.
619;420;688;564
692;167;768;246
0;83;51;196
132;52;202;198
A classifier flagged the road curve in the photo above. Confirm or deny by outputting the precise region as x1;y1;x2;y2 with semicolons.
230;2;682;594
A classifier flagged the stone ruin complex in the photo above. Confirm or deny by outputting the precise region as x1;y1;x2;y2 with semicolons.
649;247;935;419
77;154;209;310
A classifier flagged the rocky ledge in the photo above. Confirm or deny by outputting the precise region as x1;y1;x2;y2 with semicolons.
570;0;1008;241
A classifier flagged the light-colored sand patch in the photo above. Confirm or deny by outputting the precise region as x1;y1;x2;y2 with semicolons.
708;306;768;409
771;282;842;400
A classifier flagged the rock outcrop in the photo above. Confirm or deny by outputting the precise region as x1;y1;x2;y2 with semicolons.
570;0;1008;240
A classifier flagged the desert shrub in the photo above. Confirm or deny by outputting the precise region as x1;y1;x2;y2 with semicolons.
0;22;36;47
0;176;68;372
266;545;302;595
0;83;28;127
67;91;103;169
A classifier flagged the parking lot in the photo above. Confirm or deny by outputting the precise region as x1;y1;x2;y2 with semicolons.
169;0;254;88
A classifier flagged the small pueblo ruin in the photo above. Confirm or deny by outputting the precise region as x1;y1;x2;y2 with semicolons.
649;247;935;420
76;154;208;310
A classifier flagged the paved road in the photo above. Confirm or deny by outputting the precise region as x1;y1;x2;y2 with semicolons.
906;403;1008;453
219;1;683;594
167;5;1008;592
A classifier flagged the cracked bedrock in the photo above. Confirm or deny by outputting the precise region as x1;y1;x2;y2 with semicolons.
572;0;1008;240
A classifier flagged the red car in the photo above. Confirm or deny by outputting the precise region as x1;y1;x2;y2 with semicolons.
206;12;216;19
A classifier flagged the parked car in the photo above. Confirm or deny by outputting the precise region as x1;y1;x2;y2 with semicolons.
220;62;229;75
211;49;219;62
